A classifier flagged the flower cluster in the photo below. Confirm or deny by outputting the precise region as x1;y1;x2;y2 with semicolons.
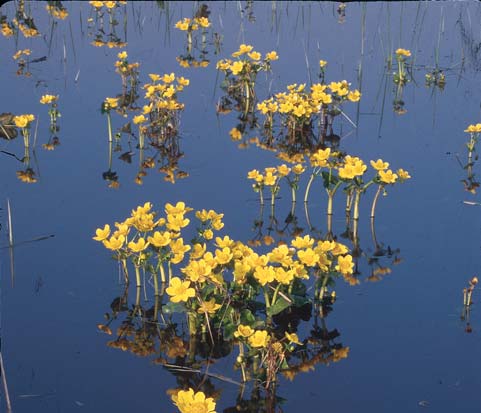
175;17;211;32
89;1;126;9
12;17;40;38
40;94;61;146
394;48;411;85
1;20;14;37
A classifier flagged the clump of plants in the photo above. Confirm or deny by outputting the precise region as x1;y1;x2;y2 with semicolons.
40;94;61;150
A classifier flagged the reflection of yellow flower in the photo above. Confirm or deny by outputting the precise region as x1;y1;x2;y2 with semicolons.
104;97;119;109
195;17;211;28
229;127;242;141
319;59;327;67
133;114;147;124
166;277;195;303
248;330;270;348
172;388;216;413
93;224;111;241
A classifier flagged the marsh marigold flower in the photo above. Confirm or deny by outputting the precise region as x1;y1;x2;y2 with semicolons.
229;127;242;141
234;324;254;338
379;169;398;184
248;330;270;348
265;51;279;60
93;224;111;241
370;159;389;171
171;388;217;413
166;277;195;303
395;48;411;57
40;94;58;105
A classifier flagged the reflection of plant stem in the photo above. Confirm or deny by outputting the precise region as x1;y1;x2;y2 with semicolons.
326;181;341;216
304;202;313;230
370;216;379;251
108;139;113;171
152;267;159;296
121;258;129;283
304;173;316;203
135;285;141;308
370;185;384;218
259;186;264;206
168;261;173;283
326;214;333;239
291;184;296;203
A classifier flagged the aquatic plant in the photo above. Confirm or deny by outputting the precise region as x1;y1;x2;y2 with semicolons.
393;48;411;85
45;3;69;20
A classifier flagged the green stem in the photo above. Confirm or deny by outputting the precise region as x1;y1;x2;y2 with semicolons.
353;189;361;220
134;264;141;288
304;173;316;203
168;261;173;283
121;258;129;284
107;112;113;143
291;182;296;203
263;288;271;309
370;185;383;218
271;284;282;306
159;261;166;283
326;181;341;216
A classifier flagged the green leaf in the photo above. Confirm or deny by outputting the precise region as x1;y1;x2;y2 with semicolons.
223;322;237;340
267;296;291;316
240;309;256;325
162;302;186;314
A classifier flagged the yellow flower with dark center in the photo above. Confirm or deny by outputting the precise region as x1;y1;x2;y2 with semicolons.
197;298;221;314
128;237;149;253
166;277;195;303
147;231;171;247
379;169;398;184
93;224;111;241
285;332;302;345
370;159;389;171
335;254;354;275
234;324;254;338
248;330;270;348
171;388;216;413
102;234;125;251
40;94;58;105
229;127;242;141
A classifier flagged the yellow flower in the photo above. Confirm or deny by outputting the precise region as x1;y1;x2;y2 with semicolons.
397;168;411;180
338;165;355;180
215;247;233;265
171;388;216;413
274;267;295;284
395;48;411;57
247;169;263;183
254;265;275;285
40;94;58;105
285;332;302;345
348;90;361;102
104;1;116;9
464;124;481;133
105;97;119;109
370;159;389;171
174;18;191;31
232;44;253;57
265;51;279;61
277;164;291;177
263;172;277;186
182;259;212;282
147;231;171;247
13;114;35;128
133;114;147;124
248;330;270;348
197;298;221;314
93;224;111;241
230;61;244;76
170;238;191;257
102;234;125;251
203;229;213;240
190;243;207;259
128;237;149;253
310;148;331;167
297;248;319;267
291;235;314;249
248;51;261;60
166;277;195;303
319;59;327;68
379;169;398;184
215;236;235;249
229;127;242;141
89;1;104;8
234;324;255;338
162;72;175;83
177;76;190;86
335;254;354;275
166;214;190;232
292;164;305;175
165;201;192;215
117;51;128;59
195;17;211;28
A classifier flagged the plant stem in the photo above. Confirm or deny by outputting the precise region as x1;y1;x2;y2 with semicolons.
271;284;281;306
370;185;383;218
353;189;361;220
304;173;316;203
107;112;113;143
134;264;141;288
159;261;166;283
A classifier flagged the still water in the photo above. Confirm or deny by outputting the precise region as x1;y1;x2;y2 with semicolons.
1;1;481;412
